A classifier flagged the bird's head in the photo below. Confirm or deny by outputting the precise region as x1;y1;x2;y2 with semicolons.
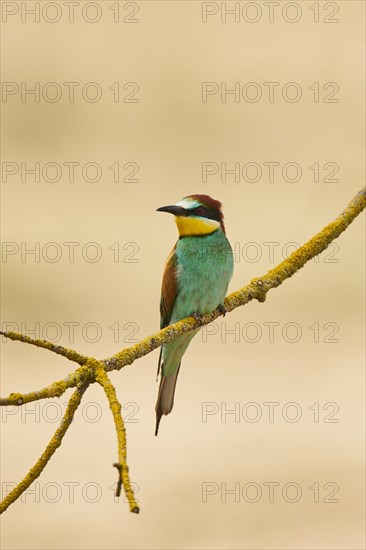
157;194;226;237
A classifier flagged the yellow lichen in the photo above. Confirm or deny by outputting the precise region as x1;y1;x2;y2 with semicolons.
0;382;89;514
94;361;139;514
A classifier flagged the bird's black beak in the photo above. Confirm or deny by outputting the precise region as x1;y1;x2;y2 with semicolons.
156;205;186;216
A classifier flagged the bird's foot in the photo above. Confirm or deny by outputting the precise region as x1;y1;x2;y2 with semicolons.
192;312;204;325
217;303;227;317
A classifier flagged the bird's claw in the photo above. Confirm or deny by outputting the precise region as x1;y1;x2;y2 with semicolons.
192;312;204;324
217;303;227;317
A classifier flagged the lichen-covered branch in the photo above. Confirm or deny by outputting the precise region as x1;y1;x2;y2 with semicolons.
94;361;139;513
1;186;365;515
0;331;88;365
0;364;96;407
0;382;89;514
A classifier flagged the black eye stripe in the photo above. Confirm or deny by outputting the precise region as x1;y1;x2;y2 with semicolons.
187;206;221;222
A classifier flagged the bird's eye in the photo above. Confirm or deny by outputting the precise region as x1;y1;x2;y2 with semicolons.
195;207;204;215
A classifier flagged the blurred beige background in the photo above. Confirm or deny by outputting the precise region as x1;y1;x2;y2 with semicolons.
1;1;365;548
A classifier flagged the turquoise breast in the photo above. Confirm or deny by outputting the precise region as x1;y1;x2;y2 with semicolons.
171;230;233;323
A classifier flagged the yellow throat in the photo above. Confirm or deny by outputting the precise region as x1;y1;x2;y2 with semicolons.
175;216;220;237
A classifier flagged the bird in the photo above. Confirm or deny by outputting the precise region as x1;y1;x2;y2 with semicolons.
155;194;234;435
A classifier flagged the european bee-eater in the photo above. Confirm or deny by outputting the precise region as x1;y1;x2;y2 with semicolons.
155;194;233;435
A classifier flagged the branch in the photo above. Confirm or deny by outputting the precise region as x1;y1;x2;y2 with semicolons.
94;361;139;513
0;382;89;514
0;331;88;365
0;364;95;406
1;186;365;514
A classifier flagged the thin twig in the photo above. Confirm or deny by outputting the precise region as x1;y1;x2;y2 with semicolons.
0;364;95;406
0;331;88;365
94;362;139;513
0;382;89;514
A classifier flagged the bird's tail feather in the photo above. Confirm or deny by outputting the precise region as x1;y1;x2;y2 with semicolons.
155;363;181;436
